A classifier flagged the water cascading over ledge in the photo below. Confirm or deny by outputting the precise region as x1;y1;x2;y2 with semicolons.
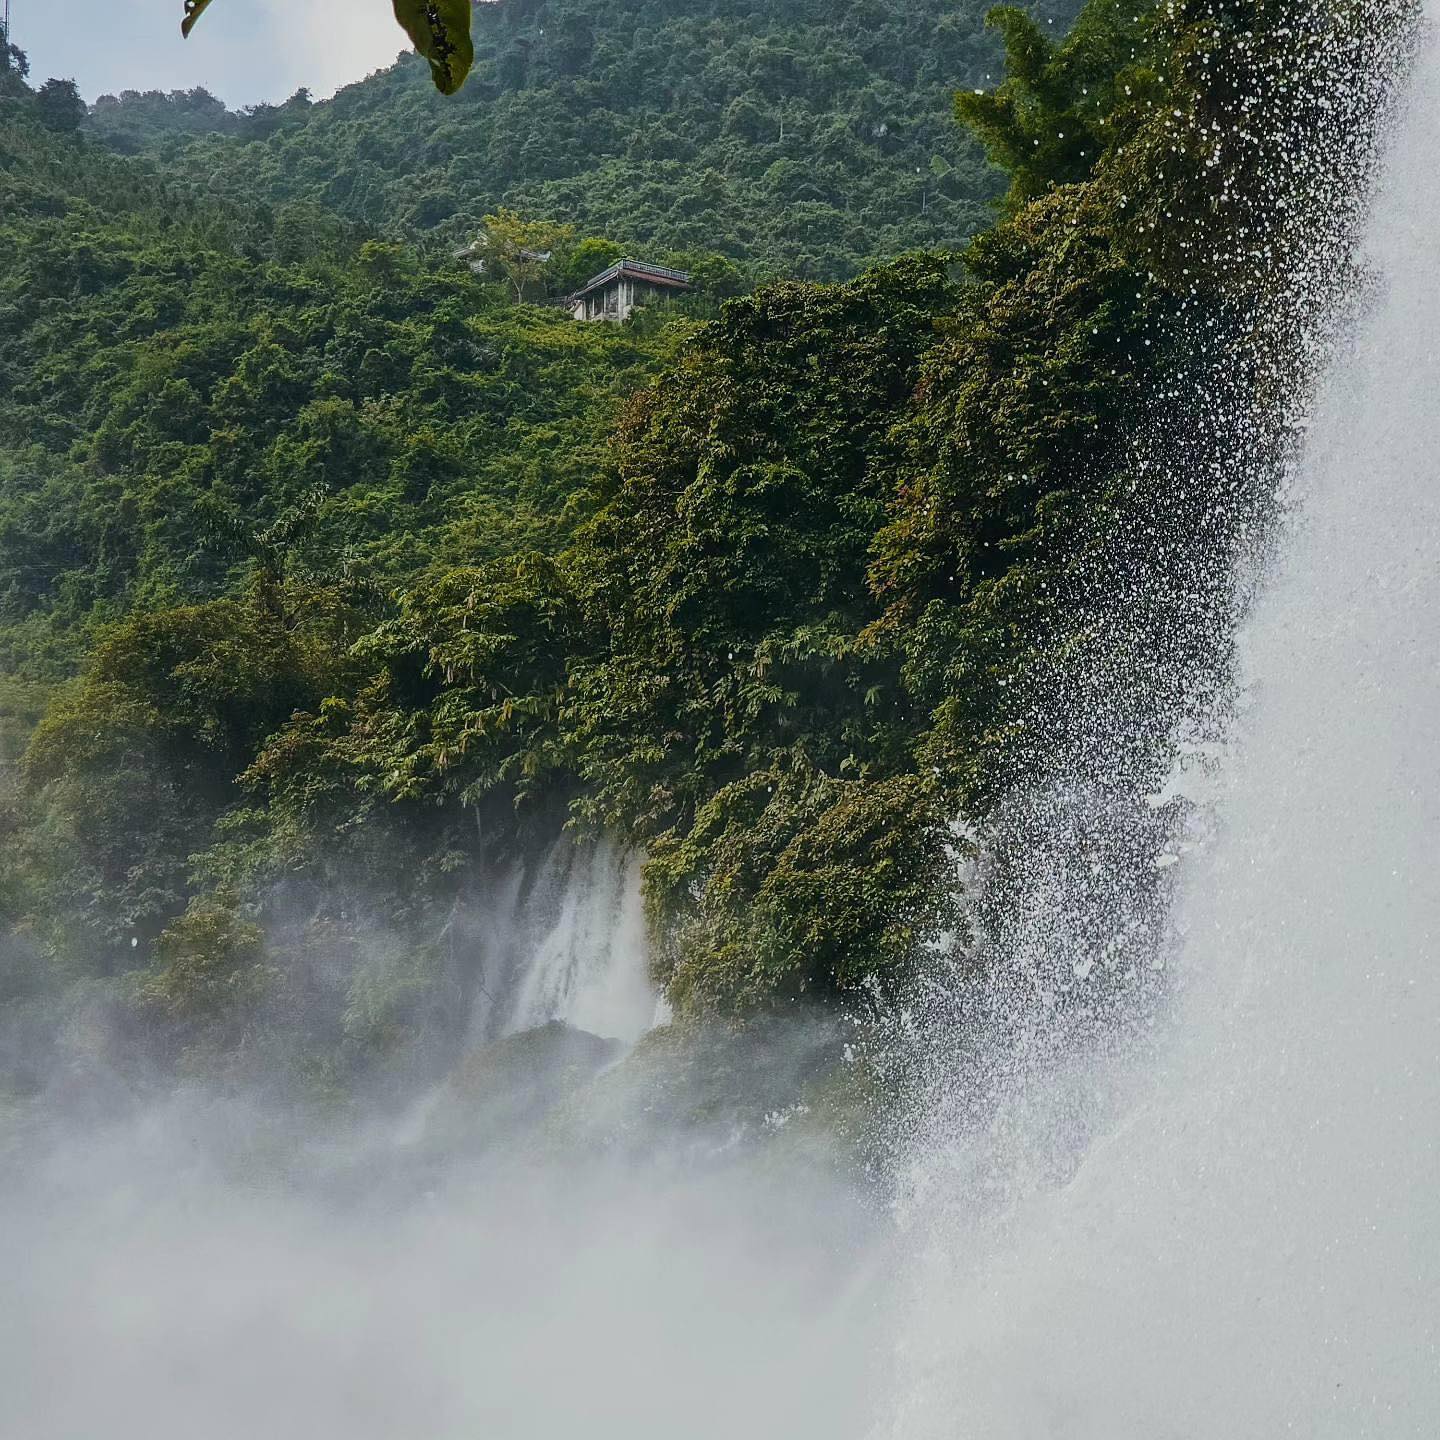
884;6;1440;1435
463;834;658;1047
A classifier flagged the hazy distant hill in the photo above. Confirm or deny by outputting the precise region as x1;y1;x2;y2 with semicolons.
94;0;1080;279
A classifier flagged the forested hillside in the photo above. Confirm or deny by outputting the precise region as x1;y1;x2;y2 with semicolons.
1;0;1392;1109
93;0;1082;278
0;96;707;678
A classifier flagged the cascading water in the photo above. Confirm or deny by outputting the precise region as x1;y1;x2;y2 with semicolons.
503;836;657;1043
462;835;658;1047
888;14;1440;1438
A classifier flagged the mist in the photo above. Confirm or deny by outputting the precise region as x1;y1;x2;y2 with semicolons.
1;1004;892;1439
0;827;893;1438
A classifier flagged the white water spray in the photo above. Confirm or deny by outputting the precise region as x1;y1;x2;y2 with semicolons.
890;17;1440;1438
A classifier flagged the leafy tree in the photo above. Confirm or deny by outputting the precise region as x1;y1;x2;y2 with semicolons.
955;0;1160;206
645;770;961;1011
18;595;336;968
34;78;85;132
467;208;576;303
557;235;626;293
0;22;28;87
132;898;273;1047
147;0;1087;281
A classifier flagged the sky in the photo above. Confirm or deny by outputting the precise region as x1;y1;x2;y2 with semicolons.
13;0;411;108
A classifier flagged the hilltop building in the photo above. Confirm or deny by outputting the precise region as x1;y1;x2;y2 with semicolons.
570;259;693;322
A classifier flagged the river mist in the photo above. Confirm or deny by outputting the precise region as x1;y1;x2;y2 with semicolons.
1;1004;889;1439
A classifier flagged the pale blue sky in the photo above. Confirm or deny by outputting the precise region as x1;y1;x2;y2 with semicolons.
13;0;410;107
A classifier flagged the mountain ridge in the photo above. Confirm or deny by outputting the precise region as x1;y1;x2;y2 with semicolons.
90;0;1082;279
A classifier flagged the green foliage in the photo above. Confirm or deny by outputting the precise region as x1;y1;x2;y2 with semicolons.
180;0;218;37
0;0;1162;1041
87;87;245;154
18;596;334;968
565;256;959;839
955;0;1161;205
248;553;581;846
132;898;271;1033
5;0;1397;1086
645;770;961;1011
35;78;85;133
0;117;690;676
0;23;28;85
867;183;1184;806
468;207;577;302
391;0;477;95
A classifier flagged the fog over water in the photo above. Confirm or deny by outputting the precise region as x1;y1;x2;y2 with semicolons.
0;816;895;1438
3;1117;885;1438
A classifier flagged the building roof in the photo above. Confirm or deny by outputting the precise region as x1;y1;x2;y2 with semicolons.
570;259;694;302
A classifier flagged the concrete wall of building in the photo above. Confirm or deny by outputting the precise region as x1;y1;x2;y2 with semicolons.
573;277;678;323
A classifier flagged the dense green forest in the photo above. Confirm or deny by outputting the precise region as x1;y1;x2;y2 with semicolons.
0;0;1392;1108
90;0;1084;279
0;102;721;677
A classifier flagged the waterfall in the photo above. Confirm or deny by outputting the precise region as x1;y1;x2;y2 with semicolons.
503;836;657;1044
887;17;1440;1439
463;834;658;1047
